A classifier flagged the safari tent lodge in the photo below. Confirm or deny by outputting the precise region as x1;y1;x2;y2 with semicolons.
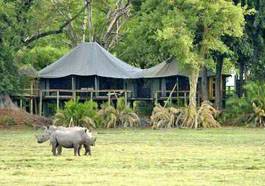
16;42;229;116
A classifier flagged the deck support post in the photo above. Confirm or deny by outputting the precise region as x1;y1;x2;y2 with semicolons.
72;76;76;101
176;77;179;105
73;90;76;101
34;98;38;114
56;90;60;111
184;92;187;106
39;91;43;116
161;78;166;97
108;91;111;105
30;98;33;114
154;92;158;105
125;90;128;107
20;98;23;110
95;76;99;97
90;91;93;100
29;81;34;114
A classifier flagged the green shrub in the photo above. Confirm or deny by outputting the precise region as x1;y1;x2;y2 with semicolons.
133;101;153;116
223;81;265;126
117;97;126;111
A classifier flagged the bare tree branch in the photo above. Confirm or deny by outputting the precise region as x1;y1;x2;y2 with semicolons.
103;0;131;48
23;4;87;45
51;0;80;46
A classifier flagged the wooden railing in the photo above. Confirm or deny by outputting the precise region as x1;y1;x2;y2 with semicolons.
20;89;132;98
37;89;132;116
39;89;132;100
21;89;40;97
154;90;201;105
17;89;204;116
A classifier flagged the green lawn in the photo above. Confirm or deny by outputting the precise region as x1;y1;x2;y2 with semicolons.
0;128;265;185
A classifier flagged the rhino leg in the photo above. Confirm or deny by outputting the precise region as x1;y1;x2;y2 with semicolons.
73;144;80;156
77;145;82;156
57;145;62;155
84;144;91;156
51;143;57;156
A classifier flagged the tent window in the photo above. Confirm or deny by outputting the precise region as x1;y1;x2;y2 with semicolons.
49;77;72;90
178;76;189;91
136;79;151;98
99;77;124;90
77;76;94;89
165;77;177;90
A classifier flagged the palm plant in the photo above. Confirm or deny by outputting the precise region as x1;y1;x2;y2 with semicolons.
119;108;140;127
252;103;265;127
224;81;265;127
98;97;140;128
98;103;118;128
53;100;98;129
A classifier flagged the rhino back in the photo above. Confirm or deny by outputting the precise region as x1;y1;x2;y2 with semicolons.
53;130;84;147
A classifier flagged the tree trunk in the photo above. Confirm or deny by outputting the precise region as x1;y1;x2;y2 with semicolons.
183;68;200;128
87;0;93;42
0;94;18;110
238;62;244;97
82;0;88;42
215;56;224;110
201;66;208;101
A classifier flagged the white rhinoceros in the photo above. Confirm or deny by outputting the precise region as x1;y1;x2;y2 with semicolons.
36;126;96;156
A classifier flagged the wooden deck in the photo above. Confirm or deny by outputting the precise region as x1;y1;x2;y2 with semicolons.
14;89;196;116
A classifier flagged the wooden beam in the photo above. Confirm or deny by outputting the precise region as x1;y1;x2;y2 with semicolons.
30;82;33;114
107;91;111;105
154;92;158;105
95;76;99;97
39;91;43;116
124;90;128;107
184;92;187;106
72;76;76;101
34;98;38;114
164;83;177;108
90;91;93;100
20;98;23;110
30;98;33;114
161;78;166;97
56;90;60;111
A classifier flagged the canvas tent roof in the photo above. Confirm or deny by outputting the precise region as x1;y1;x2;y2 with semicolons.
140;60;230;78
39;42;229;79
140;60;189;78
38;42;142;79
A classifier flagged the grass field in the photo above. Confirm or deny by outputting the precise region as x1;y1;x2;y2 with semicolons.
0;128;265;185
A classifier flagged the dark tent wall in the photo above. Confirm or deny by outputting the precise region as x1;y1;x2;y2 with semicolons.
98;77;124;90
76;76;95;90
41;75;128;92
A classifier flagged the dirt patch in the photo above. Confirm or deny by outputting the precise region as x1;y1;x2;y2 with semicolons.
0;108;52;128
